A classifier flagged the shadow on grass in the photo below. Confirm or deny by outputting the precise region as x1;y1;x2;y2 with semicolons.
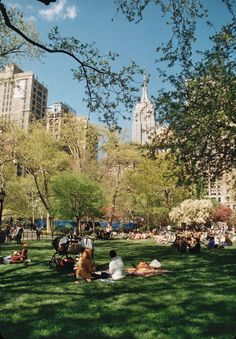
0;239;236;338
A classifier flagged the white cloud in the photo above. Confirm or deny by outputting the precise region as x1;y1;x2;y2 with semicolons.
65;5;77;20
27;15;37;22
39;0;78;21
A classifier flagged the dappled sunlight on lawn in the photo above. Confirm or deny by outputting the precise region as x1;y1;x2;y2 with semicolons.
0;239;236;338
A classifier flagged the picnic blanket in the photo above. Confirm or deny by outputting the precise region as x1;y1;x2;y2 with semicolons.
126;261;170;277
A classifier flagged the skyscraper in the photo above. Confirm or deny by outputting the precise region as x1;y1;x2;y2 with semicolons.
46;102;77;139
132;77;156;144
0;64;48;130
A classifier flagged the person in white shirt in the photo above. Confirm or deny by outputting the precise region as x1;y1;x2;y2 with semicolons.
109;250;126;280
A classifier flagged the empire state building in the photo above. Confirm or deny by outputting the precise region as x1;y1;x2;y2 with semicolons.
131;77;156;144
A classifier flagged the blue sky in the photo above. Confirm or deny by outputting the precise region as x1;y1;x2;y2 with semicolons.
5;0;235;130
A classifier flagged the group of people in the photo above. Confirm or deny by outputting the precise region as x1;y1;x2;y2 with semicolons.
75;247;126;283
171;230;234;254
3;223;42;243
56;234;126;283
172;235;201;254
5;224;24;244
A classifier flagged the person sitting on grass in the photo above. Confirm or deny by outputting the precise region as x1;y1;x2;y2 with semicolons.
108;250;126;280
207;236;215;249
224;234;233;246
179;237;187;253
75;248;96;283
189;238;201;254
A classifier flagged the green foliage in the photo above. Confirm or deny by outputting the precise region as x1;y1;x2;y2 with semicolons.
98;131;141;220
47;26;143;130
2;162;29;217
0;6;43;68
51;171;106;220
116;0;208;73
127;154;197;224
154;22;236;179
116;0;236;178
14;122;69;213
58;113;99;175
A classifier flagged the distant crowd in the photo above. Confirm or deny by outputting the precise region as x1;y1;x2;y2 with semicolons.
101;224;235;253
1;220;235;253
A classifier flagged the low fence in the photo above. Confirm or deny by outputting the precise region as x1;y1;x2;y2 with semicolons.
22;229;52;241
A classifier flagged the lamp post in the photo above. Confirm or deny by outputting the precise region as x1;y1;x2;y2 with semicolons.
127;186;132;218
0;188;6;227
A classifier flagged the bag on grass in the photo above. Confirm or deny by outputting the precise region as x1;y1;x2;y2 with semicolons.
149;259;161;269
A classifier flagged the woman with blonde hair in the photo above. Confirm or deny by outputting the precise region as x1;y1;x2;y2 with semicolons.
75;248;96;283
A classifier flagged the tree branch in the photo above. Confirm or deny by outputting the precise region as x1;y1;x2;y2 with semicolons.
0;1;106;100
0;44;24;57
36;0;56;5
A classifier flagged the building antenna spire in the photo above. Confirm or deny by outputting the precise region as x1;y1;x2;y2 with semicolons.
141;72;148;101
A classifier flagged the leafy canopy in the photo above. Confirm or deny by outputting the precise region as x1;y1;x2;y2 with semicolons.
51;172;106;220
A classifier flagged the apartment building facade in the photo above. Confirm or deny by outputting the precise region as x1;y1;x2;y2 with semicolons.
0;64;48;129
46;102;77;140
207;170;236;211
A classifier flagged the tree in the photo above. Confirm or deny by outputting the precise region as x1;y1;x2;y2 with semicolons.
115;1;236;178
1;0;234;132
154;22;236;179
98;131;141;224
0;6;43;68
14;122;69;230
51;172;106;233
58;113;99;175
211;204;233;222
126;154;197;226
0;1;142;129
1;0;235;178
169;199;214;228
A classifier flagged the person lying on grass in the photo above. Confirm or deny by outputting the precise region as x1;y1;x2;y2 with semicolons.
3;248;28;264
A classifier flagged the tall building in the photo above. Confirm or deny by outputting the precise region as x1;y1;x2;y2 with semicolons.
46;102;77;139
132;77;156;144
0;64;48;129
207;171;236;211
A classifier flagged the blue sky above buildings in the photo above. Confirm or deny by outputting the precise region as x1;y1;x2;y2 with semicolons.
5;0;235;130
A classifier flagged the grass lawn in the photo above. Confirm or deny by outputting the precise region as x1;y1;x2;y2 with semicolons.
0;239;236;339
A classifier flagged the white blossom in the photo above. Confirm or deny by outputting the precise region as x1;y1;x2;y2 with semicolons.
169;199;214;227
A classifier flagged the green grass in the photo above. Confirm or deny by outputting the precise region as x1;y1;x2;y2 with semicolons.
0;239;236;339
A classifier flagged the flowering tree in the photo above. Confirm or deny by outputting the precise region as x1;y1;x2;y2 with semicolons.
211;204;232;222
169;199;214;228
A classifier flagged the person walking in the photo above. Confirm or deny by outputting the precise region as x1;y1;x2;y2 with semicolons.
15;224;24;245
36;227;41;241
